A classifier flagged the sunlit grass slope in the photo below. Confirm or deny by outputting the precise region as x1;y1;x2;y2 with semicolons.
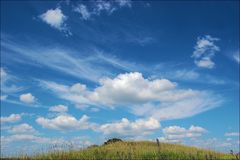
4;141;238;160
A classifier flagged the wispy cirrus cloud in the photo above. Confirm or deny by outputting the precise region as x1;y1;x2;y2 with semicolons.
192;35;220;69
2;35;228;87
233;51;239;64
0;68;23;94
1;36;137;83
225;132;240;137
73;0;131;20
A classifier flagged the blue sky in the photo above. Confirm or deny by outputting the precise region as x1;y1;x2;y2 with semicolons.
0;0;239;156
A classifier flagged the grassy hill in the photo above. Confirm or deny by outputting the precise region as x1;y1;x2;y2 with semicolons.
2;141;239;160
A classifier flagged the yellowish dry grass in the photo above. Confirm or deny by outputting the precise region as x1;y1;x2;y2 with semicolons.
5;141;237;160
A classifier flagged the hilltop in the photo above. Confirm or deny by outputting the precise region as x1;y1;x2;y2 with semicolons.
3;140;238;160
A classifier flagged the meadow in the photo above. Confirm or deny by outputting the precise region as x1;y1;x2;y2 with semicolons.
2;140;239;160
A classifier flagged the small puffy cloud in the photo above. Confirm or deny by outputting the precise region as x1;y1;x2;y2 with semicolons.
233;51;239;63
194;57;215;69
225;132;240;137
192;35;220;69
39;8;68;32
49;105;68;113
162;125;207;140
19;93;36;104
97;117;160;137
8;123;37;134
0;114;21;123
36;114;93;131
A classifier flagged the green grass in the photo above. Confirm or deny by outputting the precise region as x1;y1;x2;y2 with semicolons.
2;141;238;160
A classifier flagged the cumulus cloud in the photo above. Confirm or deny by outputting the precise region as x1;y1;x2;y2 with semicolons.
35;113;160;138
192;35;220;69
159;125;207;143
225;132;240;137
39;7;70;35
97;117;160;137
8;123;37;134
40;72;221;120
0;114;21;124
36;114;94;131
49;105;68;113
19;93;36;104
90;72;179;105
40;8;67;29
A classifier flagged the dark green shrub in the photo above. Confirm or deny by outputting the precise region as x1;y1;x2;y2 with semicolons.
104;138;123;145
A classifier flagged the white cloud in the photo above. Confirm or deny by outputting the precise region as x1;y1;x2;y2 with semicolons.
40;72;221;120
73;4;91;20
49;105;68;113
0;68;22;94
90;72;178;105
2;38;132;82
158;137;182;144
189;137;240;152
116;0;132;7
8;123;37;134
19;93;36;104
225;132;240;137
233;51;239;63
0;95;8;101
1;134;64;145
171;69;199;80
133;92;221;120
36;114;93;131
40;81;93;108
192;35;220;69
194;57;215;69
39;7;71;36
39;8;67;31
97;117;160;137
0;114;21;124
35;113;160;138
73;0;131;20
160;125;207;143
